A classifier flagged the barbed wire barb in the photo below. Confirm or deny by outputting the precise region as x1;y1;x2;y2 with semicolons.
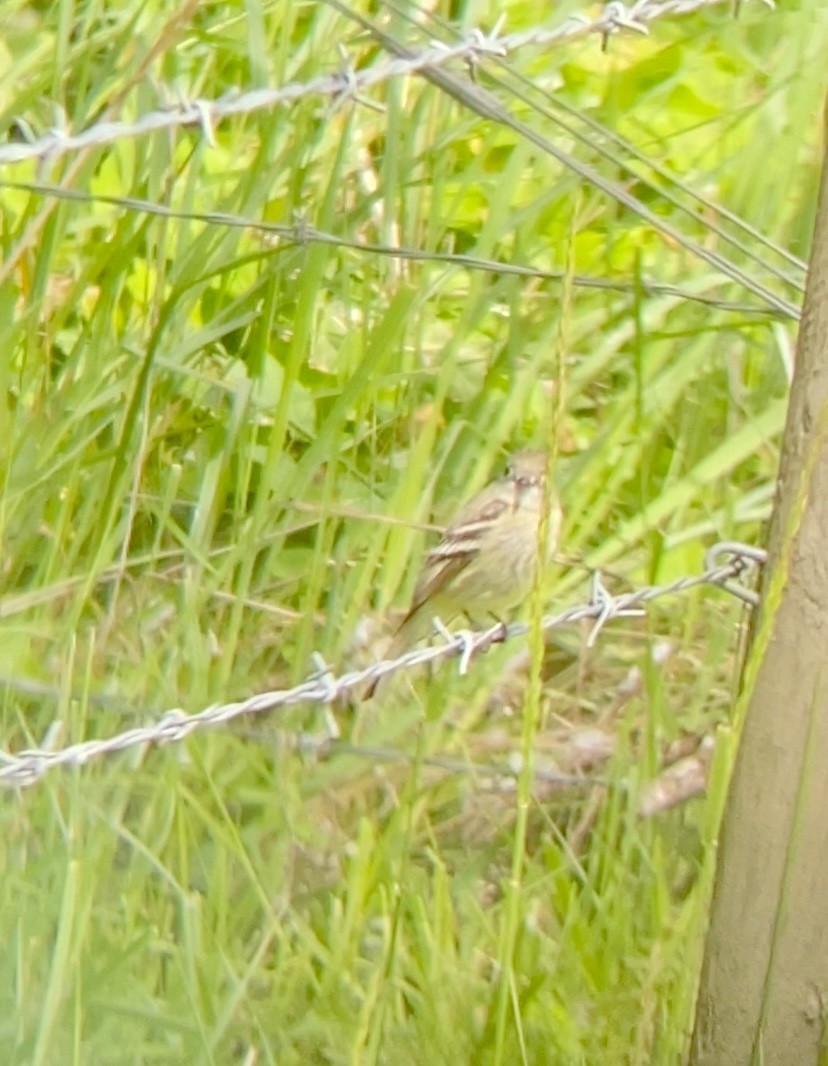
0;541;764;791
587;571;647;647
435;617;478;676
600;3;649;51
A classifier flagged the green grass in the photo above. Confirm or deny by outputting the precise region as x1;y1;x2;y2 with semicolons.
0;0;825;1061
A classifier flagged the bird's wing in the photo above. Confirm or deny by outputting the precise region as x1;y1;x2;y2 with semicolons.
401;489;511;622
443;488;512;544
403;552;468;620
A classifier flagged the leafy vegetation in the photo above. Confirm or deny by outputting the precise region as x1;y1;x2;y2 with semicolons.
0;0;825;1062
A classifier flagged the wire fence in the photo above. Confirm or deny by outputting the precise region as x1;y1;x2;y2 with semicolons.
0;176;793;321
0;541;766;790
0;0;773;169
0;0;791;319
0;2;777;796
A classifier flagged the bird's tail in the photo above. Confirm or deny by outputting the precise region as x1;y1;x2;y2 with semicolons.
362;609;429;700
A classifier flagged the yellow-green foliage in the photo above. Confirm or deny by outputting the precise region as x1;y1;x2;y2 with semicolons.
0;0;824;1062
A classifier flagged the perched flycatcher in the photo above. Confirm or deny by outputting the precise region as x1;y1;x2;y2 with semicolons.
365;449;561;699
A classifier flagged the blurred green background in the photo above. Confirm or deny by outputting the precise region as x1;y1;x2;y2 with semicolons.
0;0;824;1062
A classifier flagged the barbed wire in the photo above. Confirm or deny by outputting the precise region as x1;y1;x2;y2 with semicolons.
0;177;793;320
335;0;795;321
0;541;765;791
0;0;773;169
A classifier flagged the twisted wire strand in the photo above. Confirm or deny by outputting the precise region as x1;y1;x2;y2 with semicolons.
0;542;765;789
0;0;773;168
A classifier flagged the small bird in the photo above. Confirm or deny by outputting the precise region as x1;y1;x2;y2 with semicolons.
365;449;561;699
